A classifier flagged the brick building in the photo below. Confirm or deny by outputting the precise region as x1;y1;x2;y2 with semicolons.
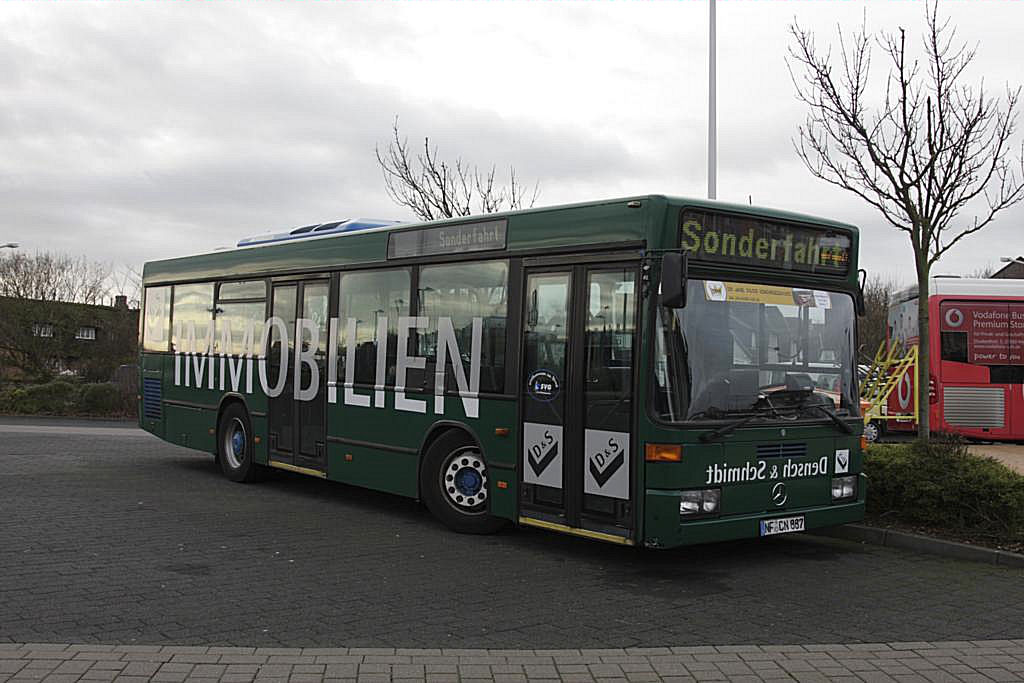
0;295;139;381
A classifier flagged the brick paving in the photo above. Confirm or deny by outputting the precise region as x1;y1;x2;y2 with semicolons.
1;641;1023;682
1;419;1023;652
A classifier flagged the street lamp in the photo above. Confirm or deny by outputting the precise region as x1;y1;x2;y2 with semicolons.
999;256;1024;265
0;243;17;249
708;0;716;200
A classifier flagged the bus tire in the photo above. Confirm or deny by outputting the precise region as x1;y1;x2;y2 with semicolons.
421;430;505;535
217;403;263;483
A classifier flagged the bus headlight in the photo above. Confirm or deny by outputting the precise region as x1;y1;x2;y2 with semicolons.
680;488;721;516
831;475;857;501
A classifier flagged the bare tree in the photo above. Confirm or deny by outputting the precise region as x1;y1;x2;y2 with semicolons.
376;117;540;221
0;251;109;305
788;2;1024;439
860;273;905;362
107;264;142;309
962;264;996;279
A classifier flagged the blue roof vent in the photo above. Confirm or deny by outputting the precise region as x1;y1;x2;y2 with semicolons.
237;218;404;247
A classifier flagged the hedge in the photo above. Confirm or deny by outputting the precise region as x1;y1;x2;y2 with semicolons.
0;380;135;417
865;438;1024;541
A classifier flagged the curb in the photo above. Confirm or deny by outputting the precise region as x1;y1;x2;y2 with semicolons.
809;523;1024;569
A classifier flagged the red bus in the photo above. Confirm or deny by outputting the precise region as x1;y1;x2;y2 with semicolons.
885;277;1024;441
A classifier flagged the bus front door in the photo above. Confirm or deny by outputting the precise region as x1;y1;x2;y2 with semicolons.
518;264;638;545
268;278;330;474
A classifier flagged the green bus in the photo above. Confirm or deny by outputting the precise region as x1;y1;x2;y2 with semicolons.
138;195;866;548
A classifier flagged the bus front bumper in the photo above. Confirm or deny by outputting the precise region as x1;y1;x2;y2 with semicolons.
643;488;866;549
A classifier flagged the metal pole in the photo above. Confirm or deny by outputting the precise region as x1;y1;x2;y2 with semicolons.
708;0;717;200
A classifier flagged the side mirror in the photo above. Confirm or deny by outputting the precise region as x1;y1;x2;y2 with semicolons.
660;252;688;308
855;268;867;316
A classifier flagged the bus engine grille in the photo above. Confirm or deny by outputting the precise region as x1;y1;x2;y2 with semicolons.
756;443;807;459
142;378;162;420
943;386;1005;428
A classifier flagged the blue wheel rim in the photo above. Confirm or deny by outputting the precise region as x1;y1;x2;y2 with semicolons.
223;417;247;469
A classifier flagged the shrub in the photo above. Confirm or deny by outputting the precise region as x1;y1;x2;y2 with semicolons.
865;437;1024;540
6;380;80;415
0;380;134;417
76;383;122;415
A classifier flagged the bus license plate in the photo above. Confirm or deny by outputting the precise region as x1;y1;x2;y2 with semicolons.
760;516;805;536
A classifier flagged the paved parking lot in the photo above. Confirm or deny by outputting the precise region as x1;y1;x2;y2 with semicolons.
1;418;1022;652
969;443;1024;475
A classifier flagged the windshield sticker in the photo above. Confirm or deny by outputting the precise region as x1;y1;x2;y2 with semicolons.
584;429;630;500
704;281;835;308
523;422;563;489
527;369;560;402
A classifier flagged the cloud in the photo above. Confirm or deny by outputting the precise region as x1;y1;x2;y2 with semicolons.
0;0;1019;282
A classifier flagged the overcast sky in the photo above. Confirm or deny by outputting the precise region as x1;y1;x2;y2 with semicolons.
1;0;1021;288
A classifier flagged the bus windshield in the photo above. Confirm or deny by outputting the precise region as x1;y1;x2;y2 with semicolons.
653;279;858;422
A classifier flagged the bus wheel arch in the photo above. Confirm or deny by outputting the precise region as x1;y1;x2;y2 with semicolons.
215;397;263;483
418;423;505;534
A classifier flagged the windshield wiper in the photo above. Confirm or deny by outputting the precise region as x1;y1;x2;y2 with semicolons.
803;403;853;434
698;409;768;443
762;388;853;435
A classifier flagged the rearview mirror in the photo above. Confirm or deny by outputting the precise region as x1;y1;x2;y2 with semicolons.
660;252;688;308
855;268;867;316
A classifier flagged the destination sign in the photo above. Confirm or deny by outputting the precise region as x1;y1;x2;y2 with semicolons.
680;210;851;276
388;219;507;259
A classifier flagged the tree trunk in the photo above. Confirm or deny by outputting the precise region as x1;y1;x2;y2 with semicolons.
916;258;931;441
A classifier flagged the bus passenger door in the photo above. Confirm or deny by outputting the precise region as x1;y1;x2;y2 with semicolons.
295;281;329;471
268;279;330;474
268;284;297;464
519;263;638;544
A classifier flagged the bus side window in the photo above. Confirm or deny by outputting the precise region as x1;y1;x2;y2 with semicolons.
142;286;171;352
338;269;411;387
171;283;215;354
940;331;968;363
418;260;508;394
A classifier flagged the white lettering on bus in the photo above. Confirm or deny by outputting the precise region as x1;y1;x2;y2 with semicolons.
704;456;830;484
171;315;483;419
343;317;371;408
395;316;428;414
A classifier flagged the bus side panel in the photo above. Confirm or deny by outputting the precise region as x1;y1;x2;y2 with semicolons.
163;404;217;453
161;355;220;453
324;395;519;519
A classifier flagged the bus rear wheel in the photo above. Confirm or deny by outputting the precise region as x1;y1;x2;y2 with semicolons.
422;430;505;534
217;403;263;483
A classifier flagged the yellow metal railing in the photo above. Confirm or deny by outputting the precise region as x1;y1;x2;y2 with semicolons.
860;340;918;428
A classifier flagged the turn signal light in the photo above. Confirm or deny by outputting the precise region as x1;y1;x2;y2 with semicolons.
645;443;682;462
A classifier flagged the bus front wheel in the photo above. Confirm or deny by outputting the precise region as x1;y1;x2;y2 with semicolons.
217;403;263;483
422;430;505;535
